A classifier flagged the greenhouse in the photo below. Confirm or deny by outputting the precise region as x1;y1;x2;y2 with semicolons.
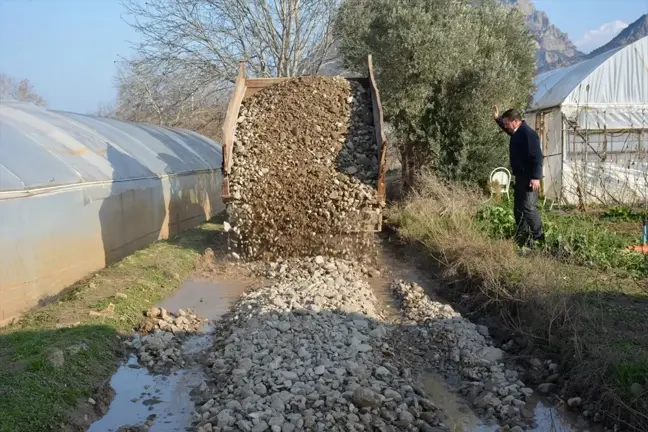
0;100;224;325
525;36;648;206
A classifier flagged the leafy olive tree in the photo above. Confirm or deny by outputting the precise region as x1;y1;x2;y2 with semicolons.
335;0;536;186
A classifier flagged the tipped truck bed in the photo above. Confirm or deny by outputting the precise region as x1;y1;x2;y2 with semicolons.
220;55;388;232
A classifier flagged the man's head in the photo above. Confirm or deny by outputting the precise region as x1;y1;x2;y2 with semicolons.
501;109;523;133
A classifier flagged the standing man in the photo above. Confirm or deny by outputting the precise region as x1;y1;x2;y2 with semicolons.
493;106;544;245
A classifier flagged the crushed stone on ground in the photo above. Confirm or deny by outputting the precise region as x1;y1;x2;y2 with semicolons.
226;77;382;261
125;307;208;374
390;281;534;430
189;257;448;432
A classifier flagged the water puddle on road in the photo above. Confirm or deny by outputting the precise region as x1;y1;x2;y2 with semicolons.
526;397;601;432
87;355;202;432
420;371;599;432
89;277;250;431
159;277;251;321
421;372;498;432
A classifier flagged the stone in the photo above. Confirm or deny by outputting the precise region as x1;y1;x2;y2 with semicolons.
536;383;556;395
352;388;382;408
567;397;582;408
47;348;65;368
375;366;390;376
529;358;543;368
630;382;644;397
476;325;489;337
475;346;503;363
217;409;236;427
383;389;403;402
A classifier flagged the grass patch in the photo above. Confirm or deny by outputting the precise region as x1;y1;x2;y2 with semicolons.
0;217;224;432
389;173;648;430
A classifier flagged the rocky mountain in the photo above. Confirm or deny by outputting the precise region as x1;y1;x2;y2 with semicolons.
500;0;583;70
538;13;648;72
588;14;648;58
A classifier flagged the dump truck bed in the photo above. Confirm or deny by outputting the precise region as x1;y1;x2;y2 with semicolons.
220;55;388;231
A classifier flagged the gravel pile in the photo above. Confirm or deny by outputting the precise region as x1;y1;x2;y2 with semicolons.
126;307;208;373
227;77;382;261
190;258;448;432
390;281;534;430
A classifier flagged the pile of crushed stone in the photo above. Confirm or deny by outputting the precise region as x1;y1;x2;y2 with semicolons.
126;307;208;373
189;258;448;432
390;281;535;430
226;77;382;261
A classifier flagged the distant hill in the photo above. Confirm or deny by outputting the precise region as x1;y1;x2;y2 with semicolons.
500;0;583;70
588;14;648;58
539;14;648;72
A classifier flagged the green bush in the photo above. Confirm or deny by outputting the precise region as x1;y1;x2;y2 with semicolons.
334;0;536;185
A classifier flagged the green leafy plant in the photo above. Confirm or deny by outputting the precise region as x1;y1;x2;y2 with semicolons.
476;200;516;239
477;201;648;277
600;206;647;222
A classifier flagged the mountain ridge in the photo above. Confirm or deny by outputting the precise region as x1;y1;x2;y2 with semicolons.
539;13;648;72
588;14;648;58
500;0;583;70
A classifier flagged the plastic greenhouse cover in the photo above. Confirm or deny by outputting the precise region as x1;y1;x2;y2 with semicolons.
0;101;223;193
530;36;648;118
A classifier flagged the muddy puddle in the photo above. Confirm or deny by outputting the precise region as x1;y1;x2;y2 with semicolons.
420;371;600;432
421;372;498;432
526;397;601;432
88;277;249;431
158;277;251;321
87;355;202;432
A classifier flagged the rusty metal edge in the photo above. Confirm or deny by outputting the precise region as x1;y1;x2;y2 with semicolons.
368;54;388;232
221;62;248;200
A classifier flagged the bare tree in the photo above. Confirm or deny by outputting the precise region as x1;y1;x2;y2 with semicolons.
121;0;339;79
112;58;230;140
0;73;47;106
92;101;117;117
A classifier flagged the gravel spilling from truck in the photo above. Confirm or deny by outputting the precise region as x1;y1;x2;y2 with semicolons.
226;77;382;261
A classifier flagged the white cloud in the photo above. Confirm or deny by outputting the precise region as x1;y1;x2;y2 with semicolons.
575;20;628;53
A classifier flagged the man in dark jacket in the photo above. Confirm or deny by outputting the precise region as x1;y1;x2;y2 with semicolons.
493;106;544;245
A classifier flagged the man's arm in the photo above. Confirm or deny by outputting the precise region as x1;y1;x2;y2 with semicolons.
528;131;543;180
493;105;512;136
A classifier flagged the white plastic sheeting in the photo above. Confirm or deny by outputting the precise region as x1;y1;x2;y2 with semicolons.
531;36;648;129
0;100;223;195
562;159;648;205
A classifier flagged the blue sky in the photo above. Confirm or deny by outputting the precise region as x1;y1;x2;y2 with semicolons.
1;0;647;114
